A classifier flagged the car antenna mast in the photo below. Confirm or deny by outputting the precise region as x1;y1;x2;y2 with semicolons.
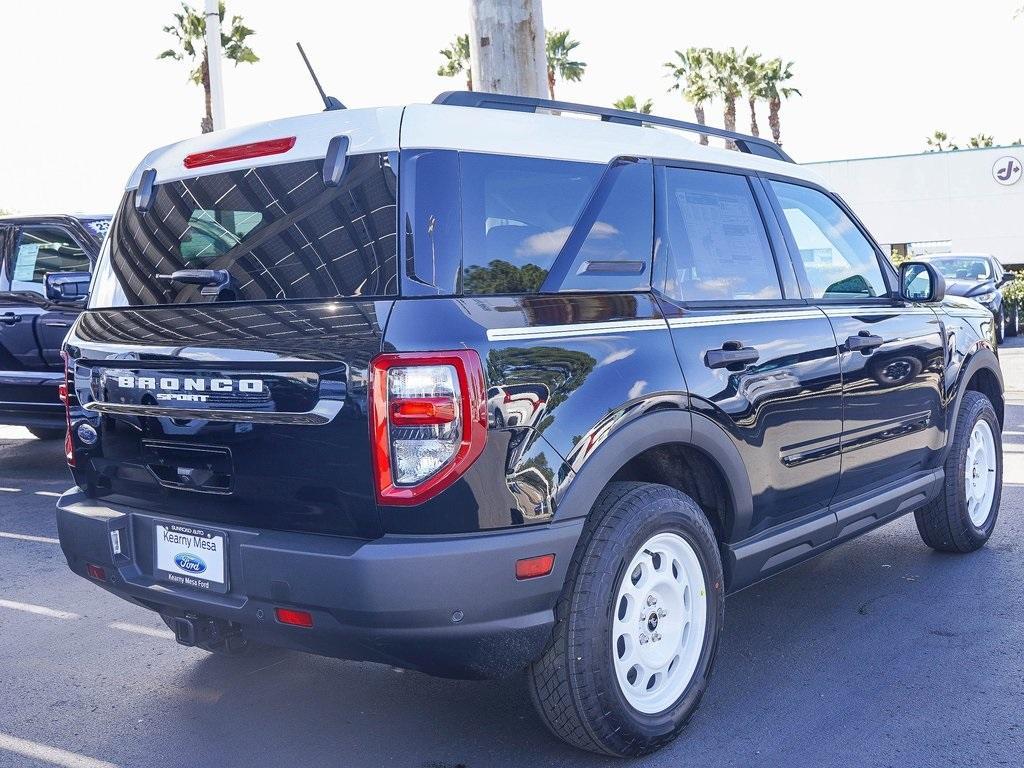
296;42;345;111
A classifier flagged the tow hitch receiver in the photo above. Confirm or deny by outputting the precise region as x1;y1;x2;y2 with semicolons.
169;613;247;654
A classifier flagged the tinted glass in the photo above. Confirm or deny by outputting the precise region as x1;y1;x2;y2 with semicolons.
557;162;653;292
401;150;462;295
91;153;397;307
770;181;887;300
655;167;780;302
461;154;602;295
10;226;90;294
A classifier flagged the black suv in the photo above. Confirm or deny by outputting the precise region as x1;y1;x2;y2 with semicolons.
56;94;1004;757
1;214;108;438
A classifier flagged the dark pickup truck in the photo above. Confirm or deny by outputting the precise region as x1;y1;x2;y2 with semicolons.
0;214;108;437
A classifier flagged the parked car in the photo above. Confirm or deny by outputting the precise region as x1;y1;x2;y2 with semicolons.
919;252;1017;341
55;93;1004;757
0;214;108;437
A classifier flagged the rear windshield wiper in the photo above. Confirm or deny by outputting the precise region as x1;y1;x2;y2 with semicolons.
154;269;234;297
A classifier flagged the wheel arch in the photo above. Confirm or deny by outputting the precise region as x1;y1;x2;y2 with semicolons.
945;347;1004;458
552;409;753;545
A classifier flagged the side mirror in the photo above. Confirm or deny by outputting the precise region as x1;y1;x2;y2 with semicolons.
44;271;91;303
999;273;1014;287
900;261;945;303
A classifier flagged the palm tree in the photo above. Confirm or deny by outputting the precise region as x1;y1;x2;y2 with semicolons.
739;51;765;137
665;47;714;145
968;133;995;148
762;57;800;146
613;95;653;114
708;48;745;148
926;130;957;152
438;34;472;91
158;1;258;134
545;29;586;99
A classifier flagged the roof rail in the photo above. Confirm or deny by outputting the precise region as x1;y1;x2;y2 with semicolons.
433;91;794;164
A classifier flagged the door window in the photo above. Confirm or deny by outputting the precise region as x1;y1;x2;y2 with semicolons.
10;226;90;294
655;167;781;302
770;181;888;300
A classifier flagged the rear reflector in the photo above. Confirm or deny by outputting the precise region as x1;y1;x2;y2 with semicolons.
516;554;555;580
275;607;314;628
86;563;107;581
184;137;297;169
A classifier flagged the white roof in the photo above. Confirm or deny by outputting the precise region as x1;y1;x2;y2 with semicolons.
125;101;822;189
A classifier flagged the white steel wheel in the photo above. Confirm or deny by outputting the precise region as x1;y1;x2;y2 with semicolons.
611;531;708;714
965;419;997;527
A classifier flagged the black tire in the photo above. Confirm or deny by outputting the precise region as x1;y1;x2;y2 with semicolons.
915;391;1002;553
995;312;1004;344
493;410;505;429
1007;308;1020;338
28;427;65;440
527;482;724;757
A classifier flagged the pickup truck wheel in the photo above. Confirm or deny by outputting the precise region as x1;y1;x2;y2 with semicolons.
915;391;1002;552
527;482;724;757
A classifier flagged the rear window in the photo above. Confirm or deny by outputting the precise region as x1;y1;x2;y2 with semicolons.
91;153;397;307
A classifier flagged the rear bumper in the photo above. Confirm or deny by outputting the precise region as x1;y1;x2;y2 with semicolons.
56;489;582;679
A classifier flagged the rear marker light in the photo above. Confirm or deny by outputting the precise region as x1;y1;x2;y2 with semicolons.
275;607;314;628
86;563;107;581
370;351;487;506
183;136;297;169
516;554;556;580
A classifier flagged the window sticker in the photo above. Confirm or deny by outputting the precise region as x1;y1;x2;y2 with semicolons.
13;244;40;281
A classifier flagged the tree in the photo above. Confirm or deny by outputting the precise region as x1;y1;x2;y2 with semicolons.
438;33;472;91
739;50;765;137
707;48;745;148
158;1;258;134
968;133;995;148
926;130;957;151
761;57;800;146
613;95;653;114
665;47;714;145
545;29;586;99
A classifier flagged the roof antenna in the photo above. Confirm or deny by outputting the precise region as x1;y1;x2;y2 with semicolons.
296;42;345;111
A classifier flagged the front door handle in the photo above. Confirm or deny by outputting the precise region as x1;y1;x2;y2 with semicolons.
0;312;21;325
705;341;759;369
846;331;884;353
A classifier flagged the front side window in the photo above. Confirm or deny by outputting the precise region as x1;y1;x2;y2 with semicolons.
10;226;90;294
91;153;397;307
770;181;888;300
655;167;781;302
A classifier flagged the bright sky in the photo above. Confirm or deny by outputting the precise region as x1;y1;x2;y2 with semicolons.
1;0;1021;214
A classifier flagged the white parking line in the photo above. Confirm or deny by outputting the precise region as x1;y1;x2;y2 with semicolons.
0;531;59;544
109;621;174;640
0;599;79;620
34;491;62;498
0;487;20;492
0;732;118;768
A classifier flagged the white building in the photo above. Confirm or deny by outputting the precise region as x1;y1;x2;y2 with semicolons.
806;146;1024;266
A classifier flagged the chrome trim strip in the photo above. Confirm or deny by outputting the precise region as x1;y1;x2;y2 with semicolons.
667;310;822;329
81;399;343;426
486;319;666;341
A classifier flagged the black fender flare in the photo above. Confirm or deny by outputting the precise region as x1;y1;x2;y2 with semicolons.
942;346;1004;459
551;408;753;542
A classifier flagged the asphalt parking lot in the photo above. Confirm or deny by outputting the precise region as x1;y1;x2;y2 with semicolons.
2;349;1023;768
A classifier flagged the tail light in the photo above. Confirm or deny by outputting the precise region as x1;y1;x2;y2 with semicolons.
60;352;74;466
370;351;487;505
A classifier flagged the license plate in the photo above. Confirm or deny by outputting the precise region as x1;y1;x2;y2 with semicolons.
154;523;227;593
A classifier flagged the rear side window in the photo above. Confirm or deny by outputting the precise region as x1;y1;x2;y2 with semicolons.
10;225;90;294
461;154;602;295
655;167;781;302
91;153;397;307
769;180;888;300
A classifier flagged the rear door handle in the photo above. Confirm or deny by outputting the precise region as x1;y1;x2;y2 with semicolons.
0;312;21;325
845;331;884;353
705;341;759;369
